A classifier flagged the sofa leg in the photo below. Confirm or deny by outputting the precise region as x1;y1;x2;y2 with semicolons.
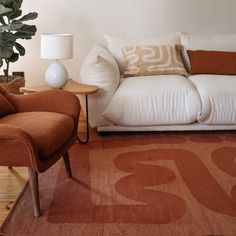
63;152;72;178
28;167;41;217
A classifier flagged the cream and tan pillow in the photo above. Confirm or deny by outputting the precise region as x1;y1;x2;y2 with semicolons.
122;45;188;77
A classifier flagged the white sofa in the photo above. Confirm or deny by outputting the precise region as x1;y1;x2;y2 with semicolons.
80;32;236;132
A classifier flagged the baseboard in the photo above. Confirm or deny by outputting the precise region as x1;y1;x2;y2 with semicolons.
97;123;236;132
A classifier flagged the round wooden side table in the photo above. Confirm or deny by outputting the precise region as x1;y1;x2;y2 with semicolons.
20;79;98;144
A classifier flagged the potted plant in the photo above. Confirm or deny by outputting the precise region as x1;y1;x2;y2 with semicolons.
0;0;38;94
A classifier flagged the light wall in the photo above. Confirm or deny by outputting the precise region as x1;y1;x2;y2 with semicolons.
1;0;236;86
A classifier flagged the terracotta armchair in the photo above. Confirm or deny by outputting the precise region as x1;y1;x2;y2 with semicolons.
0;86;80;217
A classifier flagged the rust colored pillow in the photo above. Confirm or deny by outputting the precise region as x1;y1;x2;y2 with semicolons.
187;50;236;75
0;93;15;118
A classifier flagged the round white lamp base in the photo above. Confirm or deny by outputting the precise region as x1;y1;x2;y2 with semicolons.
45;60;68;88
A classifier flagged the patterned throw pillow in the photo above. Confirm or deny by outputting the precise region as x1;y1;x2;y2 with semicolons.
122;45;188;77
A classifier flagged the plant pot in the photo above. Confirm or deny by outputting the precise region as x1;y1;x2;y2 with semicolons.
0;75;25;94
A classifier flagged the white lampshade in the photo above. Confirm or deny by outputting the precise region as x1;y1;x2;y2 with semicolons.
41;34;73;59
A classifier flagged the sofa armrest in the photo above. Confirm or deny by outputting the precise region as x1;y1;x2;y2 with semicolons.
0;124;40;170
80;44;120;127
5;89;80;121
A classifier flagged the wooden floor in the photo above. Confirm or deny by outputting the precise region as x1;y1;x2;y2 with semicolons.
0;112;87;225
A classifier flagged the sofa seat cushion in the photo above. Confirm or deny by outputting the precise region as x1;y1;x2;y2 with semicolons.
103;75;200;126
0;112;74;158
189;75;236;124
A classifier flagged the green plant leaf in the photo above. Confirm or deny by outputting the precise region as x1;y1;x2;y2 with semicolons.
0;21;23;32
8;52;18;62
8;9;21;20
11;0;23;11
14;41;25;55
0;16;5;24
9;21;23;30
0;0;15;6
3;0;23;19
17;12;37;21
0;31;15;59
0;1;7;5
14;24;37;39
0;0;37;72
0;4;12;15
0;24;7;32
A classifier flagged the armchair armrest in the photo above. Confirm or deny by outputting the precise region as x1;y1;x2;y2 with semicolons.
0;124;39;169
6;89;80;121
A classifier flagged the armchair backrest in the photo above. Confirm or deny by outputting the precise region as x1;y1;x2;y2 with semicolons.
0;86;16;117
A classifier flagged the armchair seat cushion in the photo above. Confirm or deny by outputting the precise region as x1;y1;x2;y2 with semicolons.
0;111;74;158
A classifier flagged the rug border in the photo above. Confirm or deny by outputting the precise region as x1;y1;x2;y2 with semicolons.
0;180;29;234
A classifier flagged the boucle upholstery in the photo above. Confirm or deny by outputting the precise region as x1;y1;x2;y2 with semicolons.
0;86;80;172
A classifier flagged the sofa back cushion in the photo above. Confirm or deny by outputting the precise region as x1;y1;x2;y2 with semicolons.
0;87;16;117
123;44;188;77
80;44;120;127
188;50;236;75
104;33;181;74
179;32;236;72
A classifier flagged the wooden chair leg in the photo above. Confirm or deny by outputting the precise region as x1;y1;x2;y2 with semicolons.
63;152;72;178
28;167;41;217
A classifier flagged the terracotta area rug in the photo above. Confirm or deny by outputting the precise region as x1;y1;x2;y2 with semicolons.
1;132;236;235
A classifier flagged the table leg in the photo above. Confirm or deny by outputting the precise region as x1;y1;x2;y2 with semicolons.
77;95;90;144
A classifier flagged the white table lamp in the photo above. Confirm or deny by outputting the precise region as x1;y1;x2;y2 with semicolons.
41;34;73;88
